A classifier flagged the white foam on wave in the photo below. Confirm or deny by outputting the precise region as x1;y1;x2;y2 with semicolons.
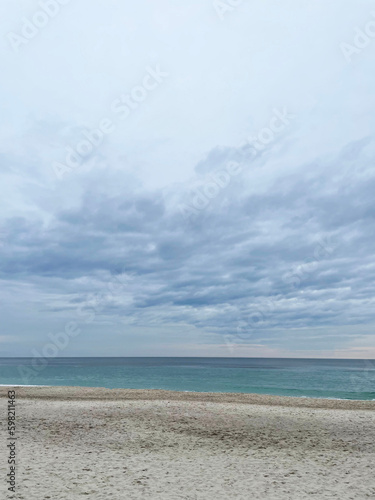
0;384;50;387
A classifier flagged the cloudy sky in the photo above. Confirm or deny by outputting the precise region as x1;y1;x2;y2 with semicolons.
1;0;375;358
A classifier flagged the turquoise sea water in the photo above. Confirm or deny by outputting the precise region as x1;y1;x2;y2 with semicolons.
0;357;374;400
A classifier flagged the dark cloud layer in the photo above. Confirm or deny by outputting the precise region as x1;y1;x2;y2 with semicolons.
1;136;375;355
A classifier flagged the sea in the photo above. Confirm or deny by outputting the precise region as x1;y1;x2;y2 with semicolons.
0;357;374;400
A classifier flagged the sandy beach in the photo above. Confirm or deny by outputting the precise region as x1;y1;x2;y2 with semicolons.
1;387;374;499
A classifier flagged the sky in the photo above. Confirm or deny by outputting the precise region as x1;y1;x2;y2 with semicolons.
0;0;375;358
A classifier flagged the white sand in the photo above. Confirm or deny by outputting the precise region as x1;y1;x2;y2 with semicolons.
1;386;374;499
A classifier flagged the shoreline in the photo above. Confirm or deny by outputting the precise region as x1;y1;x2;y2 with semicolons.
1;385;374;409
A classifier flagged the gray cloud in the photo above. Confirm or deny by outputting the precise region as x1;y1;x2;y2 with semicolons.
1;136;375;356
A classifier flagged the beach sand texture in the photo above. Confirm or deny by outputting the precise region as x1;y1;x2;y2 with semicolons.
1;387;374;499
